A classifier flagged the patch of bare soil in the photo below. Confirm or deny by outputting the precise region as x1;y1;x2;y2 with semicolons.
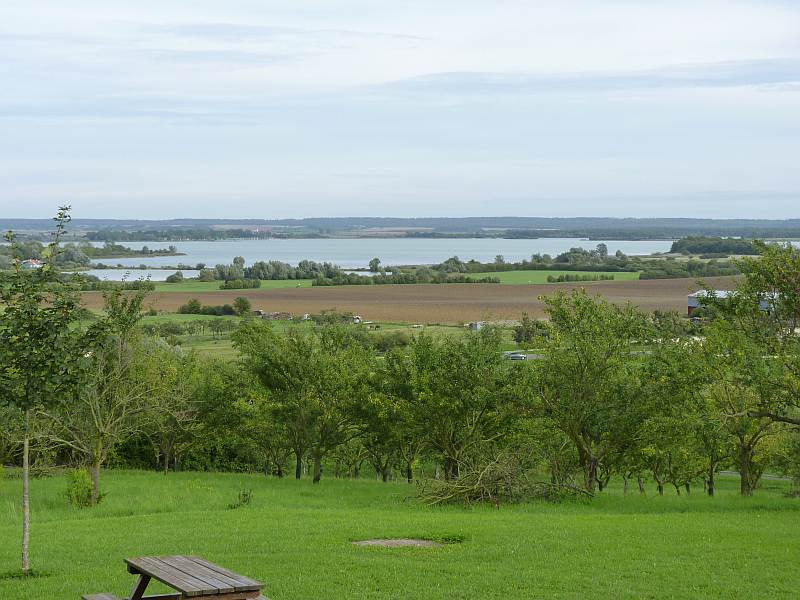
352;538;443;548
80;276;740;324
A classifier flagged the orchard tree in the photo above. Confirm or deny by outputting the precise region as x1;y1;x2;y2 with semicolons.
645;337;730;496
398;329;513;480
359;354;426;483
142;342;202;474
701;319;782;495
0;207;89;574
38;288;156;503
234;322;373;482
725;242;800;427
234;322;315;479
533;290;649;492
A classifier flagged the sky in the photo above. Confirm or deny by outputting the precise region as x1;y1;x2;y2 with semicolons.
1;0;799;220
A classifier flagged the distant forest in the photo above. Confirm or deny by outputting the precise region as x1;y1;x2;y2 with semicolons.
4;216;800;241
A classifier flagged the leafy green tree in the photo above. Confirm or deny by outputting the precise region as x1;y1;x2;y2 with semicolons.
513;313;548;346
38;288;154;503
645;337;730;496
357;357;425;483
532;290;649;492
368;257;381;272
233;296;252;316
701;320;783;495
141;343;202;474
395;329;513;479
234;322;373;483
725;242;800;427
0;207;89;574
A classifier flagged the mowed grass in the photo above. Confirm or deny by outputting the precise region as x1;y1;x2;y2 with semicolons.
152;280;314;292
469;270;641;284
1;471;798;599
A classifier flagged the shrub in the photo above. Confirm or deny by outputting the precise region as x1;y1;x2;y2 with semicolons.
220;279;261;290
228;489;253;509
65;469;96;508
179;298;202;314
165;270;184;283
233;297;252;316
372;331;411;352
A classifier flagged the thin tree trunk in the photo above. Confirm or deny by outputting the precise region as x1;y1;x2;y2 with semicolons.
295;451;302;480
623;474;629;495
585;456;598;493
406;462;413;484
90;460;101;506
21;408;30;574
684;482;691;495
637;476;645;495
739;444;753;496
312;453;322;484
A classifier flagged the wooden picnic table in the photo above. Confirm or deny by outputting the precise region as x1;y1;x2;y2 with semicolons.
82;555;267;600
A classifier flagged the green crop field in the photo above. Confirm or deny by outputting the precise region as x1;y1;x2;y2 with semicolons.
468;270;641;284
152;280;314;292
1;471;797;599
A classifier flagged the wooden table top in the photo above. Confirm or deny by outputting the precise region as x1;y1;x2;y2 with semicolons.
125;556;263;598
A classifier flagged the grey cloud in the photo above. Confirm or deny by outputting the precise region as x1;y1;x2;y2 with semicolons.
387;59;800;95
139;22;429;43
140;47;296;65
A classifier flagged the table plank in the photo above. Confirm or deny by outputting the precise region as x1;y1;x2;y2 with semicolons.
186;557;262;591
125;557;213;597
157;556;236;594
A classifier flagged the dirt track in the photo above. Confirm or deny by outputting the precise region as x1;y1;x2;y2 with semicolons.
80;276;738;324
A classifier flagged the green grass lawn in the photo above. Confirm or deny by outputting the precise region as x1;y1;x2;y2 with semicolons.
469;270;641;284
152;280;313;292
1;471;798;599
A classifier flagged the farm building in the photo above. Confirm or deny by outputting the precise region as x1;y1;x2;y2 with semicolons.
687;290;772;316
21;259;43;269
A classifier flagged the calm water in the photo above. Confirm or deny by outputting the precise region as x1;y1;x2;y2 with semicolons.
72;269;201;281
94;238;674;270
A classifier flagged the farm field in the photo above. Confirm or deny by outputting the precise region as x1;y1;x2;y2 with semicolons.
139;316;494;359
468;270;640;284
151;279;314;292
81;276;738;324
0;471;798;599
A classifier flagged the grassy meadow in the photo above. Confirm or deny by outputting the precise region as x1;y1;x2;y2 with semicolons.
152;279;314;292
1;470;798;599
469;270;641;284
147;272;640;293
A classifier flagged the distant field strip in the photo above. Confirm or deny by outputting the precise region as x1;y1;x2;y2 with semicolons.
81;276;736;323
469;270;640;284
152;279;314;292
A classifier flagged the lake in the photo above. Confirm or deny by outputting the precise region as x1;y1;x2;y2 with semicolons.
72;269;201;281
93;238;674;270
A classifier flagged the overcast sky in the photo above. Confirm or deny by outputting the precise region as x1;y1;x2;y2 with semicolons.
1;0;799;219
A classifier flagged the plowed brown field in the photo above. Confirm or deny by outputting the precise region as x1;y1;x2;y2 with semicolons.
80;276;737;324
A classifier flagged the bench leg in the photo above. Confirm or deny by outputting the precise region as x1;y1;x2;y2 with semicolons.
129;574;151;600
